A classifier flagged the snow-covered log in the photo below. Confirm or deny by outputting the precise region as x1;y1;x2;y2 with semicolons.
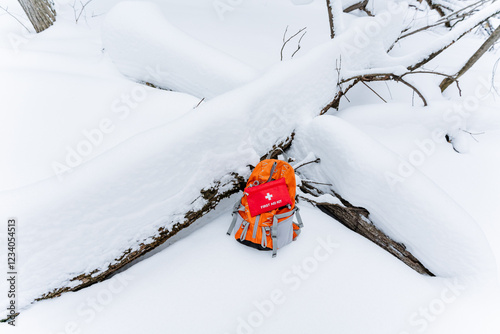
290;115;497;278
0;12;344;316
298;183;434;276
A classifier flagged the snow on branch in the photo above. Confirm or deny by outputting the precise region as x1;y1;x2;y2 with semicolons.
404;0;500;71
326;0;345;39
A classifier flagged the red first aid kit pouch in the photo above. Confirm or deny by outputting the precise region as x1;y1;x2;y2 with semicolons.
245;178;292;217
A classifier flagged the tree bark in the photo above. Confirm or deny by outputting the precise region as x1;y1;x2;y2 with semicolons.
425;0;449;25
18;0;56;33
440;23;500;92
326;0;335;39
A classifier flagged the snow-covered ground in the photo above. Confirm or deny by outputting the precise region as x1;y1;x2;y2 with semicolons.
4;205;500;334
1;0;500;333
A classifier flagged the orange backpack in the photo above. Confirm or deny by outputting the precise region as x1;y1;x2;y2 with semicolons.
227;157;303;257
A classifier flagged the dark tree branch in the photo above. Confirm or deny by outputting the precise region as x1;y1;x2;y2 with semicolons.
294;158;321;170
321;78;360;114
393;0;492;46
440;23;500;92
361;81;387;103
343;0;373;16
337;73;428;107
425;0;450;26
326;0;335;39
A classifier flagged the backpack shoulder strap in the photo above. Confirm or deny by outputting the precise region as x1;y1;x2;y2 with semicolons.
266;161;278;183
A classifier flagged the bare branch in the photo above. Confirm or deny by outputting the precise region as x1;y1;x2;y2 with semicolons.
343;0;373;16
71;0;93;24
280;26;307;61
326;0;335;39
425;0;450;26
321;78;360;114
360;81;387;103
294;158;321;170
193;97;205;109
395;0;491;44
0;5;31;32
461;129;485;142
440;23;500;92
291;30;307;59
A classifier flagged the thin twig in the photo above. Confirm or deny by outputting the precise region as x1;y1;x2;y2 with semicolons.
361;81;387;103
193;98;205;109
395;76;428;106
0;5;31;33
395;0;489;43
72;0;94;24
282;25;289;44
301;180;333;186
321;78;359;114
280;26;307;61
492;57;500;95
461;129;485;142
291;30;307;58
294;158;321;170
338;73;428;106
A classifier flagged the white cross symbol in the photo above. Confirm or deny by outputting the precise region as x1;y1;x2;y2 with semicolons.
265;193;273;201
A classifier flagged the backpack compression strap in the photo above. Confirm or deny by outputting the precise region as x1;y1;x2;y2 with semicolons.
227;200;244;235
271;208;297;258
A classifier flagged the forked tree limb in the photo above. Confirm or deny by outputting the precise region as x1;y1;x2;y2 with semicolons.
320;78;360;114
320;2;499;113
322;73;428;113
407;3;500;71
281;26;307;61
390;0;491;50
343;0;373;16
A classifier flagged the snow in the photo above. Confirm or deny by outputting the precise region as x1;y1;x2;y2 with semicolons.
102;1;259;99
1;0;500;332
1;0;346;314
4;205;500;334
290;114;497;279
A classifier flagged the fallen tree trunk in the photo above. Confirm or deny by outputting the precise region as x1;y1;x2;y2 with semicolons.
298;182;434;276
34;136;433;306
37;173;247;300
34;139;294;301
